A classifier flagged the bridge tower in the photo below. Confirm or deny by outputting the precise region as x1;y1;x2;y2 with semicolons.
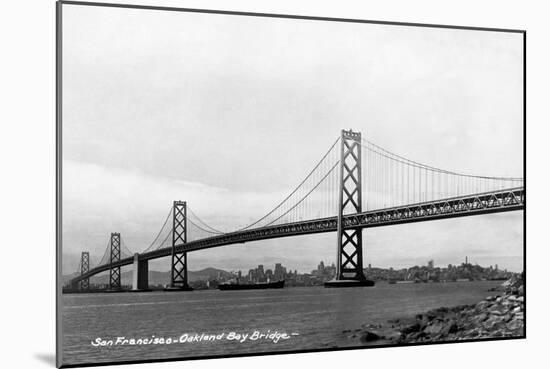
80;251;90;290
166;201;193;291
109;232;121;290
326;129;372;287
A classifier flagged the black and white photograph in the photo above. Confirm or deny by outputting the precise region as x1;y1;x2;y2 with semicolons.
56;1;525;367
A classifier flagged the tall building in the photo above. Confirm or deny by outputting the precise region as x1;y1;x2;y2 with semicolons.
318;261;325;272
274;263;284;280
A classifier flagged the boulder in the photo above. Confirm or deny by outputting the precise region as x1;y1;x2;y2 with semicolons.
360;331;382;342
514;312;524;320
506;319;523;331
401;323;422;335
518;286;524;296
424;321;446;336
441;320;458;335
476;301;491;311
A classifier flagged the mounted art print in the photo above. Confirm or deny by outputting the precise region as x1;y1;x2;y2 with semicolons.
56;1;526;367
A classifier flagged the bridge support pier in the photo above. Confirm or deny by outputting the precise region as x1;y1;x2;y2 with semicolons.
325;129;374;288
165;201;193;291
132;253;151;292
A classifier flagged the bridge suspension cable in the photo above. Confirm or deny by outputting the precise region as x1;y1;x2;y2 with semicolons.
75;259;82;275
141;206;173;253
120;238;134;259
363;138;523;180
187;206;225;235
96;237;112;266
360;139;523;211
149;225;173;251
262;160;340;227
236;136;341;231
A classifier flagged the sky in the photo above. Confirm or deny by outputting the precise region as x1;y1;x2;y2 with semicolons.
61;4;524;275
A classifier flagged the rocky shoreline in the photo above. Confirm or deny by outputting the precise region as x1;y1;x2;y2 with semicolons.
351;276;524;345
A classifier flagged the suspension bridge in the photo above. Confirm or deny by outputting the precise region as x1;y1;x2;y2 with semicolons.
67;129;524;291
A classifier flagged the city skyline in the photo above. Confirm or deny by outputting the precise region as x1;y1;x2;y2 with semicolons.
71;258;517;290
65;256;518;278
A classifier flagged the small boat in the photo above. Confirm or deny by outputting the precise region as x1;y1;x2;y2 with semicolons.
218;280;285;290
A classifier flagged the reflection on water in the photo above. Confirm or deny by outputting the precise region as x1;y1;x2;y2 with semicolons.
62;281;500;366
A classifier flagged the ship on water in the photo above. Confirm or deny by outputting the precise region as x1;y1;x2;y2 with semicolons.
218;279;285;291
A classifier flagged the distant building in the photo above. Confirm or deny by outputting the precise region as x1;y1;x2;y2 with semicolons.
274;263;284;280
318;261;325;272
428;260;434;269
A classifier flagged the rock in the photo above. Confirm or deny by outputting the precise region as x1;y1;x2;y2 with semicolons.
515;312;524;320
360;331;382;342
506;319;523;331
351;277;524;346
475;313;489;323
483;316;503;330
424;321;446;336
518;286;524;296
442;321;458;335
384;330;402;341
425;311;438;321
408;331;427;341
476;301;490;311
401;323;422;335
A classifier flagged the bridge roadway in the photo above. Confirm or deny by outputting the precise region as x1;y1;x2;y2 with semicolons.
72;187;524;283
